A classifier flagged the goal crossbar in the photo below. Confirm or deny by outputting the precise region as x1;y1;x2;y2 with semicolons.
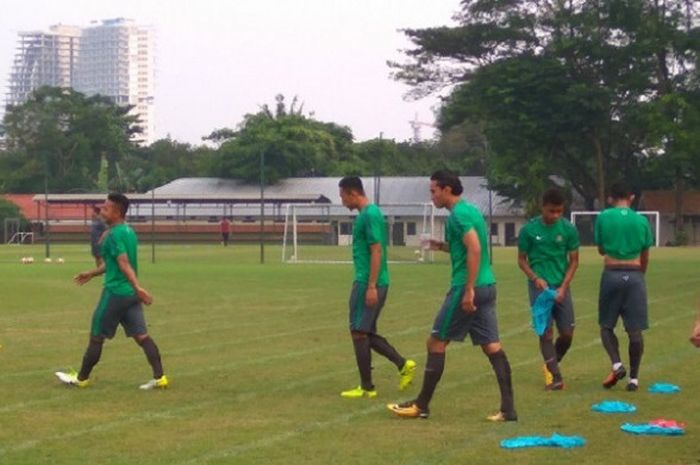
281;203;436;264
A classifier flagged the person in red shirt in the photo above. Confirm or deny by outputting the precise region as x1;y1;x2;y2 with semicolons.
220;217;231;246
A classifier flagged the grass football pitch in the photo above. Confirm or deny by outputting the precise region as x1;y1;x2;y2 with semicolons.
0;244;699;465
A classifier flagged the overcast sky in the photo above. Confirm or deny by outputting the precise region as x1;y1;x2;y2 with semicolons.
0;0;461;145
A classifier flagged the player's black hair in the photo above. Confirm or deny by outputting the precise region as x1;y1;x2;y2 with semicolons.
430;170;464;195
542;188;566;206
107;193;130;218
338;176;365;195
609;182;633;200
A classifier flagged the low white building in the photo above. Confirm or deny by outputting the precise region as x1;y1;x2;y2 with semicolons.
150;177;527;246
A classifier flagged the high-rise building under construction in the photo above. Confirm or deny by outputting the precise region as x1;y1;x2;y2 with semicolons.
5;18;155;145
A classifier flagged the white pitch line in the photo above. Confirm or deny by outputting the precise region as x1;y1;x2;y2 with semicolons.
0;282;695;451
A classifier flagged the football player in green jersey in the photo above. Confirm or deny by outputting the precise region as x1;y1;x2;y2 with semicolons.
388;171;516;421
55;193;167;390
594;183;653;391
518;189;580;390
338;177;416;399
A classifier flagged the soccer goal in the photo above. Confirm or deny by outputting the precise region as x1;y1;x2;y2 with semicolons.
281;203;437;263
570;210;660;247
4;218;33;245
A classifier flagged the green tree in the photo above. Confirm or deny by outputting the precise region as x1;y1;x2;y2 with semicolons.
117;138;217;192
439;54;612;209
437;120;488;176
213;95;354;184
349;138;465;177
391;0;700;209
1;86;140;193
0;197;29;242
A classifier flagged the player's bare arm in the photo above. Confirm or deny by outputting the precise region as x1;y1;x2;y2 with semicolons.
639;248;650;274
74;263;106;286
365;243;381;308
116;253;153;305
462;230;480;313
518;252;548;291
690;298;700;348
556;250;579;303
428;239;448;252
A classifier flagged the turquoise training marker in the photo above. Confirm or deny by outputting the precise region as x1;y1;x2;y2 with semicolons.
501;433;586;449
591;400;637;414
648;383;681;394
621;423;684;436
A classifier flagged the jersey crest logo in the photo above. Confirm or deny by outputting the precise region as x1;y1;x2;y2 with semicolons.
556;235;563;242
535;235;542;241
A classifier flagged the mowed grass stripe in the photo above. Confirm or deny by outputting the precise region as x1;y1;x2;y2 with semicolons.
0;305;690;458
0;269;694;415
3;278;587;381
0;245;698;465
0;334;647;457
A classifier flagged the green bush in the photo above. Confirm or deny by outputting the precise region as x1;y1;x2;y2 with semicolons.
672;228;689;246
0;197;30;242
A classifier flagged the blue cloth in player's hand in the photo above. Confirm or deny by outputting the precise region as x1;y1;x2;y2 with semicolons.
531;288;556;336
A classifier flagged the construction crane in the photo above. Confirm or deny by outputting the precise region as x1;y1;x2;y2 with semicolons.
409;113;435;143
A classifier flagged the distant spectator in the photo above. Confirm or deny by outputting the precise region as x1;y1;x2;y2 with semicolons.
220;217;231;246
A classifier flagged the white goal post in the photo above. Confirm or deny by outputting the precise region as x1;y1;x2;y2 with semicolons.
570;211;660;247
281;203;437;263
8;232;34;245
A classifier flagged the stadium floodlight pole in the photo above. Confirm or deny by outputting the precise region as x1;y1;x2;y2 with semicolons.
151;188;155;264
485;139;493;264
488;185;493;263
375;132;383;206
43;154;50;259
259;148;265;264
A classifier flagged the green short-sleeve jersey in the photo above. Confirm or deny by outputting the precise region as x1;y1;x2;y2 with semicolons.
445;199;496;288
594;207;653;259
518;216;580;286
352;204;389;286
101;223;139;296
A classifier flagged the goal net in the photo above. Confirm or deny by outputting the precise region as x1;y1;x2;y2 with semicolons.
570;210;660;247
4;218;34;244
281;203;437;263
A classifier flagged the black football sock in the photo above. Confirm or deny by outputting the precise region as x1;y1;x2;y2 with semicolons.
352;336;373;390
539;337;562;382
600;328;622;365
138;336;164;379
555;334;573;362
488;350;515;414
369;334;406;370
78;337;104;381
415;352;445;410
628;331;644;380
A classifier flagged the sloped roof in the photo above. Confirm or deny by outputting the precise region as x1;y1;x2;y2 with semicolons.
3;194;91;221
151;177;523;216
